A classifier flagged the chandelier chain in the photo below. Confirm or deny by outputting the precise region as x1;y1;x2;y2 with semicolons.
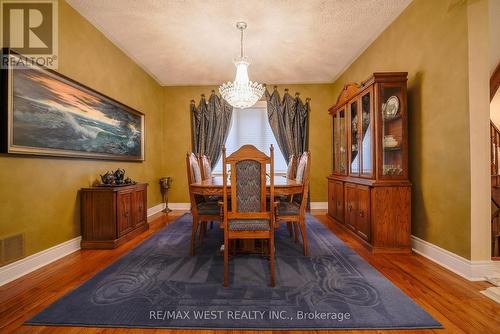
240;27;244;58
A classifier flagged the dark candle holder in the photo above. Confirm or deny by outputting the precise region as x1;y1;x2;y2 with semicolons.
159;177;173;213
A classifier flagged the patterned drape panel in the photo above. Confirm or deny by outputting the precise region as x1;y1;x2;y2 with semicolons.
190;91;233;169
264;87;311;162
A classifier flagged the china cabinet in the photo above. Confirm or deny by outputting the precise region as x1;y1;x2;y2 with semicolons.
328;72;411;253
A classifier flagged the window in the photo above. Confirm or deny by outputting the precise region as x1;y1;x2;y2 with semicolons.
213;101;287;174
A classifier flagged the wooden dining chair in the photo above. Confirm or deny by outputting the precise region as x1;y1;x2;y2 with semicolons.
221;144;276;287
199;154;220;230
277;155;296;198
275;152;311;256
278;154;296;237
186;152;221;256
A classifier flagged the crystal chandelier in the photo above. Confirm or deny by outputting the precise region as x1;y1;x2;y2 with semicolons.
219;22;265;109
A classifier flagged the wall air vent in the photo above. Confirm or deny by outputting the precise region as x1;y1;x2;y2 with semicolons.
1;234;25;266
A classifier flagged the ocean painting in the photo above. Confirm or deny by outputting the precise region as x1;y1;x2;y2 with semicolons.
5;54;144;160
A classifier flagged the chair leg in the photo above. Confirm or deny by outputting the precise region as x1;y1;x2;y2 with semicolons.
299;219;308;256
269;235;276;287
210;221;214;229
224;236;229;287
190;219;199;256
293;222;299;242
198;221;207;240
287;222;293;237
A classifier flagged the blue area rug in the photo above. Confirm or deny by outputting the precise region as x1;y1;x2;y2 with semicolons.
27;214;441;330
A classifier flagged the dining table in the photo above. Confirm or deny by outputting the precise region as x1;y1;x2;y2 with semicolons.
189;175;303;196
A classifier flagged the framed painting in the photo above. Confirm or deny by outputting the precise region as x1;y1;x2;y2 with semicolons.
0;49;145;161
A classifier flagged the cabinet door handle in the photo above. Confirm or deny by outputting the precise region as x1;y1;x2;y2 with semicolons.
124;211;129;218
359;210;364;218
337;201;341;206
348;204;352;212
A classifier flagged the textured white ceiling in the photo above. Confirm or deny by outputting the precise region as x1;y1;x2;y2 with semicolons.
66;0;412;86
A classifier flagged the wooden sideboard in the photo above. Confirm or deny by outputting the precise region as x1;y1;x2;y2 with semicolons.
81;183;148;249
327;72;411;253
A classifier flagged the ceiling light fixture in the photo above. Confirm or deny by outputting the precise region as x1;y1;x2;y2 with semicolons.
219;22;265;109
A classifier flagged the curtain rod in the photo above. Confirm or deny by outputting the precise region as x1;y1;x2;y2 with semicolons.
270;86;311;101
191;87;311;102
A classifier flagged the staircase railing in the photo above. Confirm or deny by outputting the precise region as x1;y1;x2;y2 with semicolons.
491;121;500;186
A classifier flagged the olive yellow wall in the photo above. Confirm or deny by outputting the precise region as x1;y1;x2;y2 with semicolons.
0;0;165;259
1;0;485;264
331;0;471;258
467;0;491;261
163;84;334;203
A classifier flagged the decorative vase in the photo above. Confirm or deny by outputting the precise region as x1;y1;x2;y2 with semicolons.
159;177;173;213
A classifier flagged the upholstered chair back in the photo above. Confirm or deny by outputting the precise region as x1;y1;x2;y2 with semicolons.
296;153;308;183
187;153;202;184
200;155;212;180
235;159;262;212
294;152;311;206
222;145;274;216
186;152;205;209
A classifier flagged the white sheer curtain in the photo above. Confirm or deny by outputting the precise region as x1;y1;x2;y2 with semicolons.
213;101;287;173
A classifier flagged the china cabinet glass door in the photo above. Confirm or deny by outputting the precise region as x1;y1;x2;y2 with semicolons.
333;112;339;173
349;101;359;176
360;89;373;177
380;84;405;178
333;107;347;175
339;108;347;174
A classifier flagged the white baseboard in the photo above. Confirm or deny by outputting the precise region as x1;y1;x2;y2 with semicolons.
147;202;166;217
167;202;191;210
411;235;500;281
311;202;328;210
0;236;81;286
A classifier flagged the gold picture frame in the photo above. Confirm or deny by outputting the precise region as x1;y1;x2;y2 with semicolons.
1;49;145;161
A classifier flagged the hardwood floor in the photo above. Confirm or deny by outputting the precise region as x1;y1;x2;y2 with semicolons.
0;212;499;334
